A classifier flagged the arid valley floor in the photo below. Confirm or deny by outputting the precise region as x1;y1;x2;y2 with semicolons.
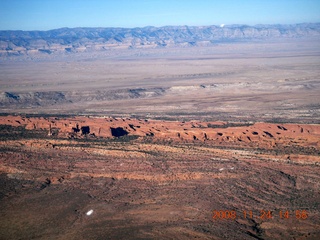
0;40;320;239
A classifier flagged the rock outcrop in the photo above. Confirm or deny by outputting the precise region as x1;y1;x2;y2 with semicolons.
0;115;319;153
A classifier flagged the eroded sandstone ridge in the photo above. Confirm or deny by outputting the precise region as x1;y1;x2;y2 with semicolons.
0;115;319;239
1;115;319;150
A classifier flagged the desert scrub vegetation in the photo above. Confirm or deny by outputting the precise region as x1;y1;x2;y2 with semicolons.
0;125;48;140
207;122;254;129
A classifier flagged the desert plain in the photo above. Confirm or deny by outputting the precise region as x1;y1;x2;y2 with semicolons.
0;39;320;239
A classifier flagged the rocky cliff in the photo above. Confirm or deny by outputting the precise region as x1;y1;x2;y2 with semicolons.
1;23;320;56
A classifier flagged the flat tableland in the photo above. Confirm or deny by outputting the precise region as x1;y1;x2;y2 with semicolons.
1;39;319;122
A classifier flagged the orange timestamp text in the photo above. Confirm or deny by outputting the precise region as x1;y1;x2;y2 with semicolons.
212;210;308;220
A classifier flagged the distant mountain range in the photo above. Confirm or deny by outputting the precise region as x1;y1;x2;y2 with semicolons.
1;23;319;57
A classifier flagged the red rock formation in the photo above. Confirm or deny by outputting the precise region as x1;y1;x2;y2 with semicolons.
0;116;319;150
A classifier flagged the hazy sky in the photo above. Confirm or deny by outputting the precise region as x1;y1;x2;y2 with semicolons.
1;0;320;30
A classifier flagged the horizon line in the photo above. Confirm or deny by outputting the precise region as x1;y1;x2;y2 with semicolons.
1;22;319;32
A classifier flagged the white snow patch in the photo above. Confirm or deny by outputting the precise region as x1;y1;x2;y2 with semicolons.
220;24;225;28
86;209;93;216
219;168;224;171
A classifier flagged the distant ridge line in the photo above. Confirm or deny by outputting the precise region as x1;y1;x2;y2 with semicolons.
1;23;319;57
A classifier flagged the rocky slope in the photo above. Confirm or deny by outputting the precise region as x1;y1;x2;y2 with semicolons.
1;23;320;56
0;115;319;239
1;115;319;156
